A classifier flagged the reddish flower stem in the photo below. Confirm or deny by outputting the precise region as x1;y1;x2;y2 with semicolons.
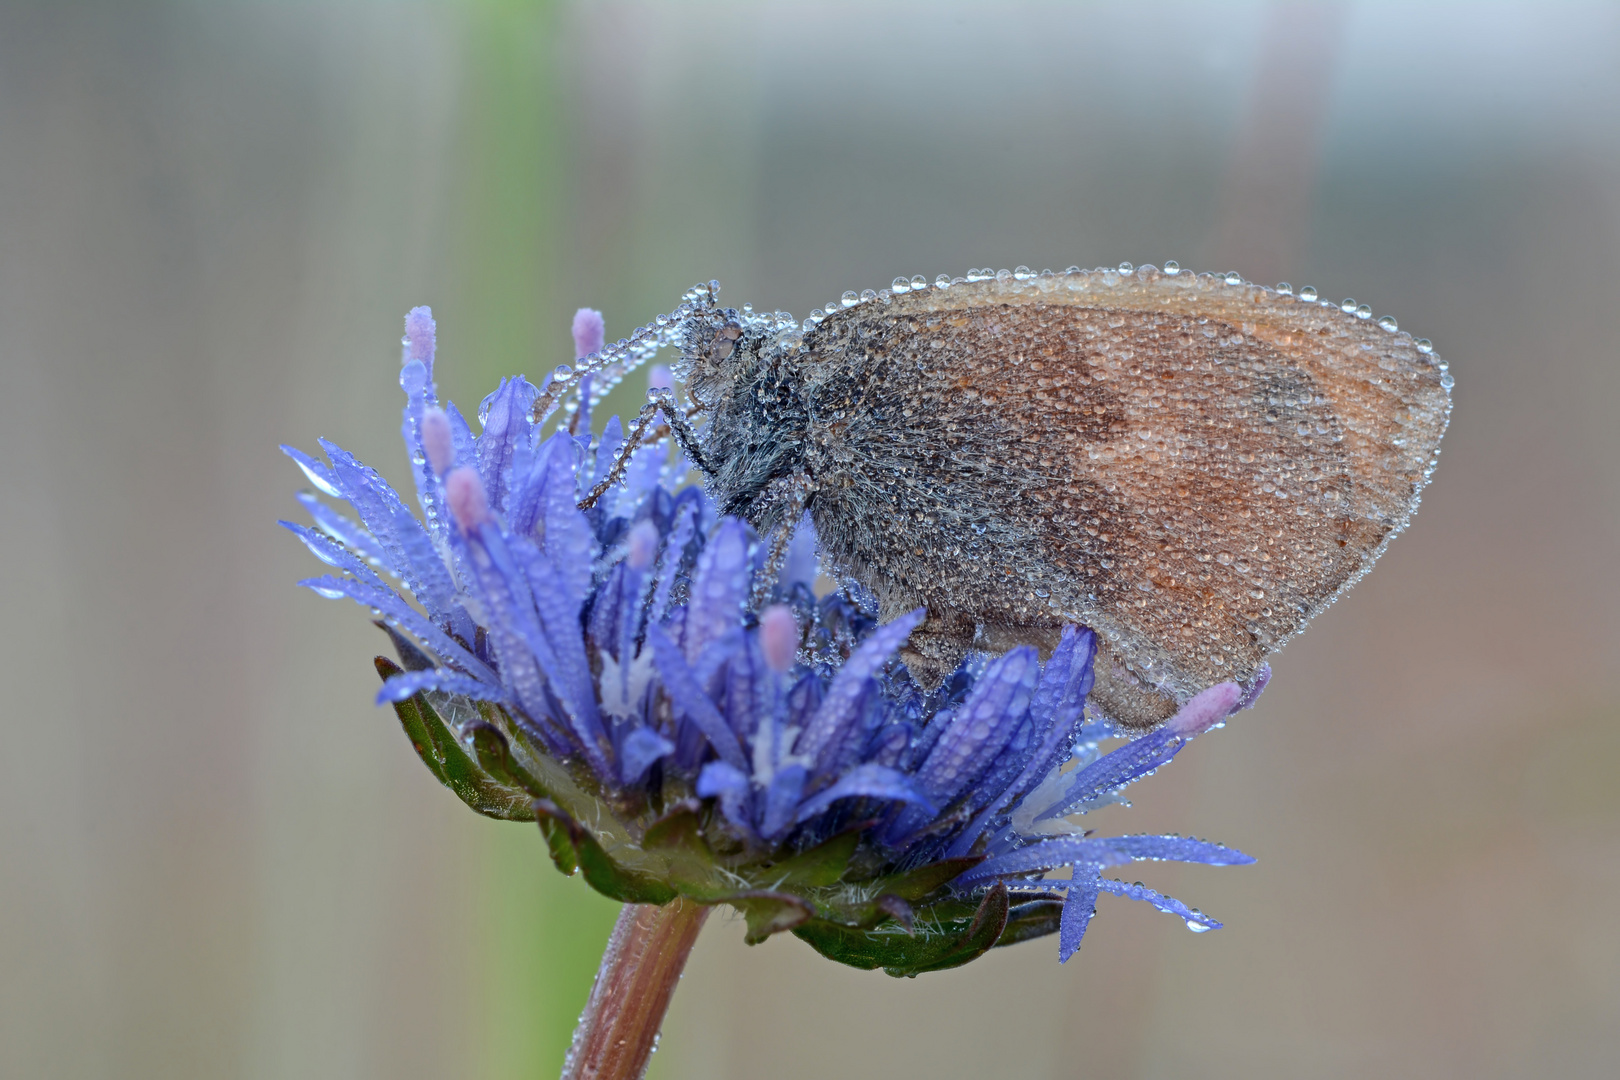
562;899;711;1080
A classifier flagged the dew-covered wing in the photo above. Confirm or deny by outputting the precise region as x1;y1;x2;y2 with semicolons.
811;268;1450;720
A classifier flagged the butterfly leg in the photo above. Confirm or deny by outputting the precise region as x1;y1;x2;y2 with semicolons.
577;393;710;511
747;472;817;611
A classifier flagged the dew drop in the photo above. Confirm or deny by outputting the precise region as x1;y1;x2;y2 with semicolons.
892;276;911;294
1224;271;1243;285
1276;282;1292;295
552;364;574;383
1356;304;1372;319
1416;338;1434;353
1186;920;1212;933
1340;297;1357;313
1117;261;1134;274
1014;265;1033;280
861;288;878;302
1377;315;1398;331
935;274;952;289
1164;260;1180;274
910;274;928;291
1065;265;1081;274
1299;286;1318;302
996;268;1013;283
1440;372;1455;389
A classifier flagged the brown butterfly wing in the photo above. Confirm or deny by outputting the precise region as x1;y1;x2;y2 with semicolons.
805;268;1450;726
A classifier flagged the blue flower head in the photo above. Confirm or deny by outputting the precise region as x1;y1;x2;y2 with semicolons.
284;299;1262;973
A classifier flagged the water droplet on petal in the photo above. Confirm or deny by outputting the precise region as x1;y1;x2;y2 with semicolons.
1275;282;1292;295
910;274;928;291
1224;271;1243;285
1299;286;1318;302
860;288;877;302
996;268;1013;283
1118;261;1134;274
1356;304;1372;319
1014;265;1033;280
1163;260;1180;274
1340;297;1358;313
892;276;911;293
1377;315;1398;331
1416;338;1433;353
935;274;952;289
840;290;859;307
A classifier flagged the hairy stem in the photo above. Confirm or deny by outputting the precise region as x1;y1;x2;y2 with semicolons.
561;899;711;1080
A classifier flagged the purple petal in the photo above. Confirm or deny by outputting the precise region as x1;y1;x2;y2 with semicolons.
682;518;752;662
696;760;758;840
946;628;1096;858
914;647;1038;807
1034;727;1185;822
760;763;808;840
295;492;388;567
618;726;674;785
472;528;609;771
281;521;387;591
1059;874;1101;962
1096;878;1222;931
592;414;624;490
1103;834;1255;866
649;499;699;626
297;574;493;683
792;763;934;824
794;608;924;773
645;623;748;770
281;444;343;497
475;377;539;511
318;440;457;621
537;431;595;609
952;836;1130;886
376;668;506;706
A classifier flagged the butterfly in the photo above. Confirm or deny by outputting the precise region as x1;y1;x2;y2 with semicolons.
582;264;1451;728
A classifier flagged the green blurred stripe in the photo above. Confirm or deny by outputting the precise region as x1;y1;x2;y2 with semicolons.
444;2;622;1077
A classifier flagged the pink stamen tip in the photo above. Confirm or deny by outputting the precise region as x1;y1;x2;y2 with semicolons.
759;605;800;672
445;467;490;531
421;407;454;476
404;306;436;364
648;365;674;394
627;519;660;571
1165;681;1243;737
572;308;605;360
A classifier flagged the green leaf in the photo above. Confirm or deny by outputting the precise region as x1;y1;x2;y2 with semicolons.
530;799;676;905
892;882;1010;976
791;882;1012;976
865;855;985;902
730;891;815;944
640;802;727;897
375;657;533;821
531;799;579;877
765;826;865;889
995;895;1066;949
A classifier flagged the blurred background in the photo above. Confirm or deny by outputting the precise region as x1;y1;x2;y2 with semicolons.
3;1;1618;1077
